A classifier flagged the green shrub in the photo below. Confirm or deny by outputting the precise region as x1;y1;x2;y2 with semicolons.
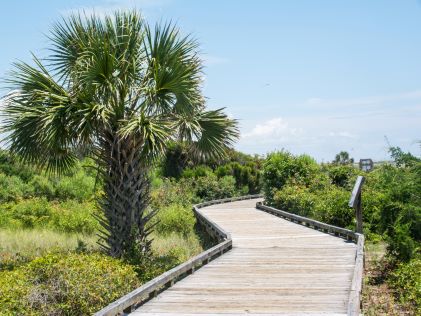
29;175;56;199
215;161;262;194
194;175;237;201
0;198;98;233
273;183;353;228
273;185;317;218
4;198;53;229
0;252;140;315
387;223;417;262
324;164;358;188
150;178;197;209
389;258;421;312
155;204;196;236
263;151;319;204
182;165;213;178
161;142;192;179
0;150;35;181
55;170;95;201
360;188;388;234
50;200;99;234
0;174;33;203
315;186;352;228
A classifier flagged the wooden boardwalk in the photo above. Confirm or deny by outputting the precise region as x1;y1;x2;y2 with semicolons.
133;198;358;315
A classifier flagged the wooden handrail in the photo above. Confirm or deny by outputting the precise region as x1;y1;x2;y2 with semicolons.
349;176;365;234
256;202;358;241
347;234;365;316
94;194;262;316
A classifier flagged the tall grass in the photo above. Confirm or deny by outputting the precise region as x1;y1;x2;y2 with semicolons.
0;229;98;270
152;232;203;262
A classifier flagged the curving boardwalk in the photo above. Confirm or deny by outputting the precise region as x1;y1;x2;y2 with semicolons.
133;199;358;315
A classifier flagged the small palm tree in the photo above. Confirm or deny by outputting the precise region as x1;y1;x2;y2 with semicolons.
333;151;354;165
1;11;238;258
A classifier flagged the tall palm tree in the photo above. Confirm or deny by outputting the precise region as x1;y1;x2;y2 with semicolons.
1;11;238;258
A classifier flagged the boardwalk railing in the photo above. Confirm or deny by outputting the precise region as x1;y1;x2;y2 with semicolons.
95;195;261;316
256;202;364;316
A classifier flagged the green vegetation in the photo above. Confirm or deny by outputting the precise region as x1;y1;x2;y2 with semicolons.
0;147;256;313
389;258;421;312
0;143;419;314
0;253;140;315
2;10;238;260
263;149;420;313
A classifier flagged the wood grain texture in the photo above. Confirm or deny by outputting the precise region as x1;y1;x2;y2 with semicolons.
133;199;359;315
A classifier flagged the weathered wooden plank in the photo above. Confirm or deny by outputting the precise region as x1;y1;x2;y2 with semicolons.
97;197;363;315
95;195;261;316
132;199;362;315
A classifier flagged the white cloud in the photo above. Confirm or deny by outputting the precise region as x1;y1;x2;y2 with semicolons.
235;89;421;161
242;117;304;142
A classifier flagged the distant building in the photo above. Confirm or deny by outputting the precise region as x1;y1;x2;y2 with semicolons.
359;159;374;172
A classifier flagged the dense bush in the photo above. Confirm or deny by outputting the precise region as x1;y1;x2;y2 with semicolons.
194;174;238;200
387;222;417;262
0;150;96;203
161;144;263;195
273;184;353;228
182;165;214;178
0;150;35;181
215;161;262;194
150;178;197;210
49;200;99;234
0;198;98;234
161;142;193;179
389;258;421;312
264;150;420;266
29;175;56;199
54;169;96;202
263;151;319;204
324;164;358;189
273;185;316;218
366;162;421;261
0;253;140;315
155;204;196;237
0;174;33;202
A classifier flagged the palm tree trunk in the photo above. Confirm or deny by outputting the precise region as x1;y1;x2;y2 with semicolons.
96;131;155;258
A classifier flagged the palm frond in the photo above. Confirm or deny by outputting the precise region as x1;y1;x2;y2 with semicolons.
176;108;239;160
2;57;80;173
141;22;203;115
119;114;172;161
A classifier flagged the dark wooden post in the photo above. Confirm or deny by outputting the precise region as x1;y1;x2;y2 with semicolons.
349;176;365;234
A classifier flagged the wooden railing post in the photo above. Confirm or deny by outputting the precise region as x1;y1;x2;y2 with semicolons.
349;176;365;234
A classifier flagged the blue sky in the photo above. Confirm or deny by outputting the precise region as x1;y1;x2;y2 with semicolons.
1;0;420;161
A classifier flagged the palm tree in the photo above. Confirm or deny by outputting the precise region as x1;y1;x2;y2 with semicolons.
1;11;238;258
333;151;354;165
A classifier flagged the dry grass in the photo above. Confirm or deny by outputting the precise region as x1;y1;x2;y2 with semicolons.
151;232;204;261
0;228;205;270
0;228;98;269
362;242;414;316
